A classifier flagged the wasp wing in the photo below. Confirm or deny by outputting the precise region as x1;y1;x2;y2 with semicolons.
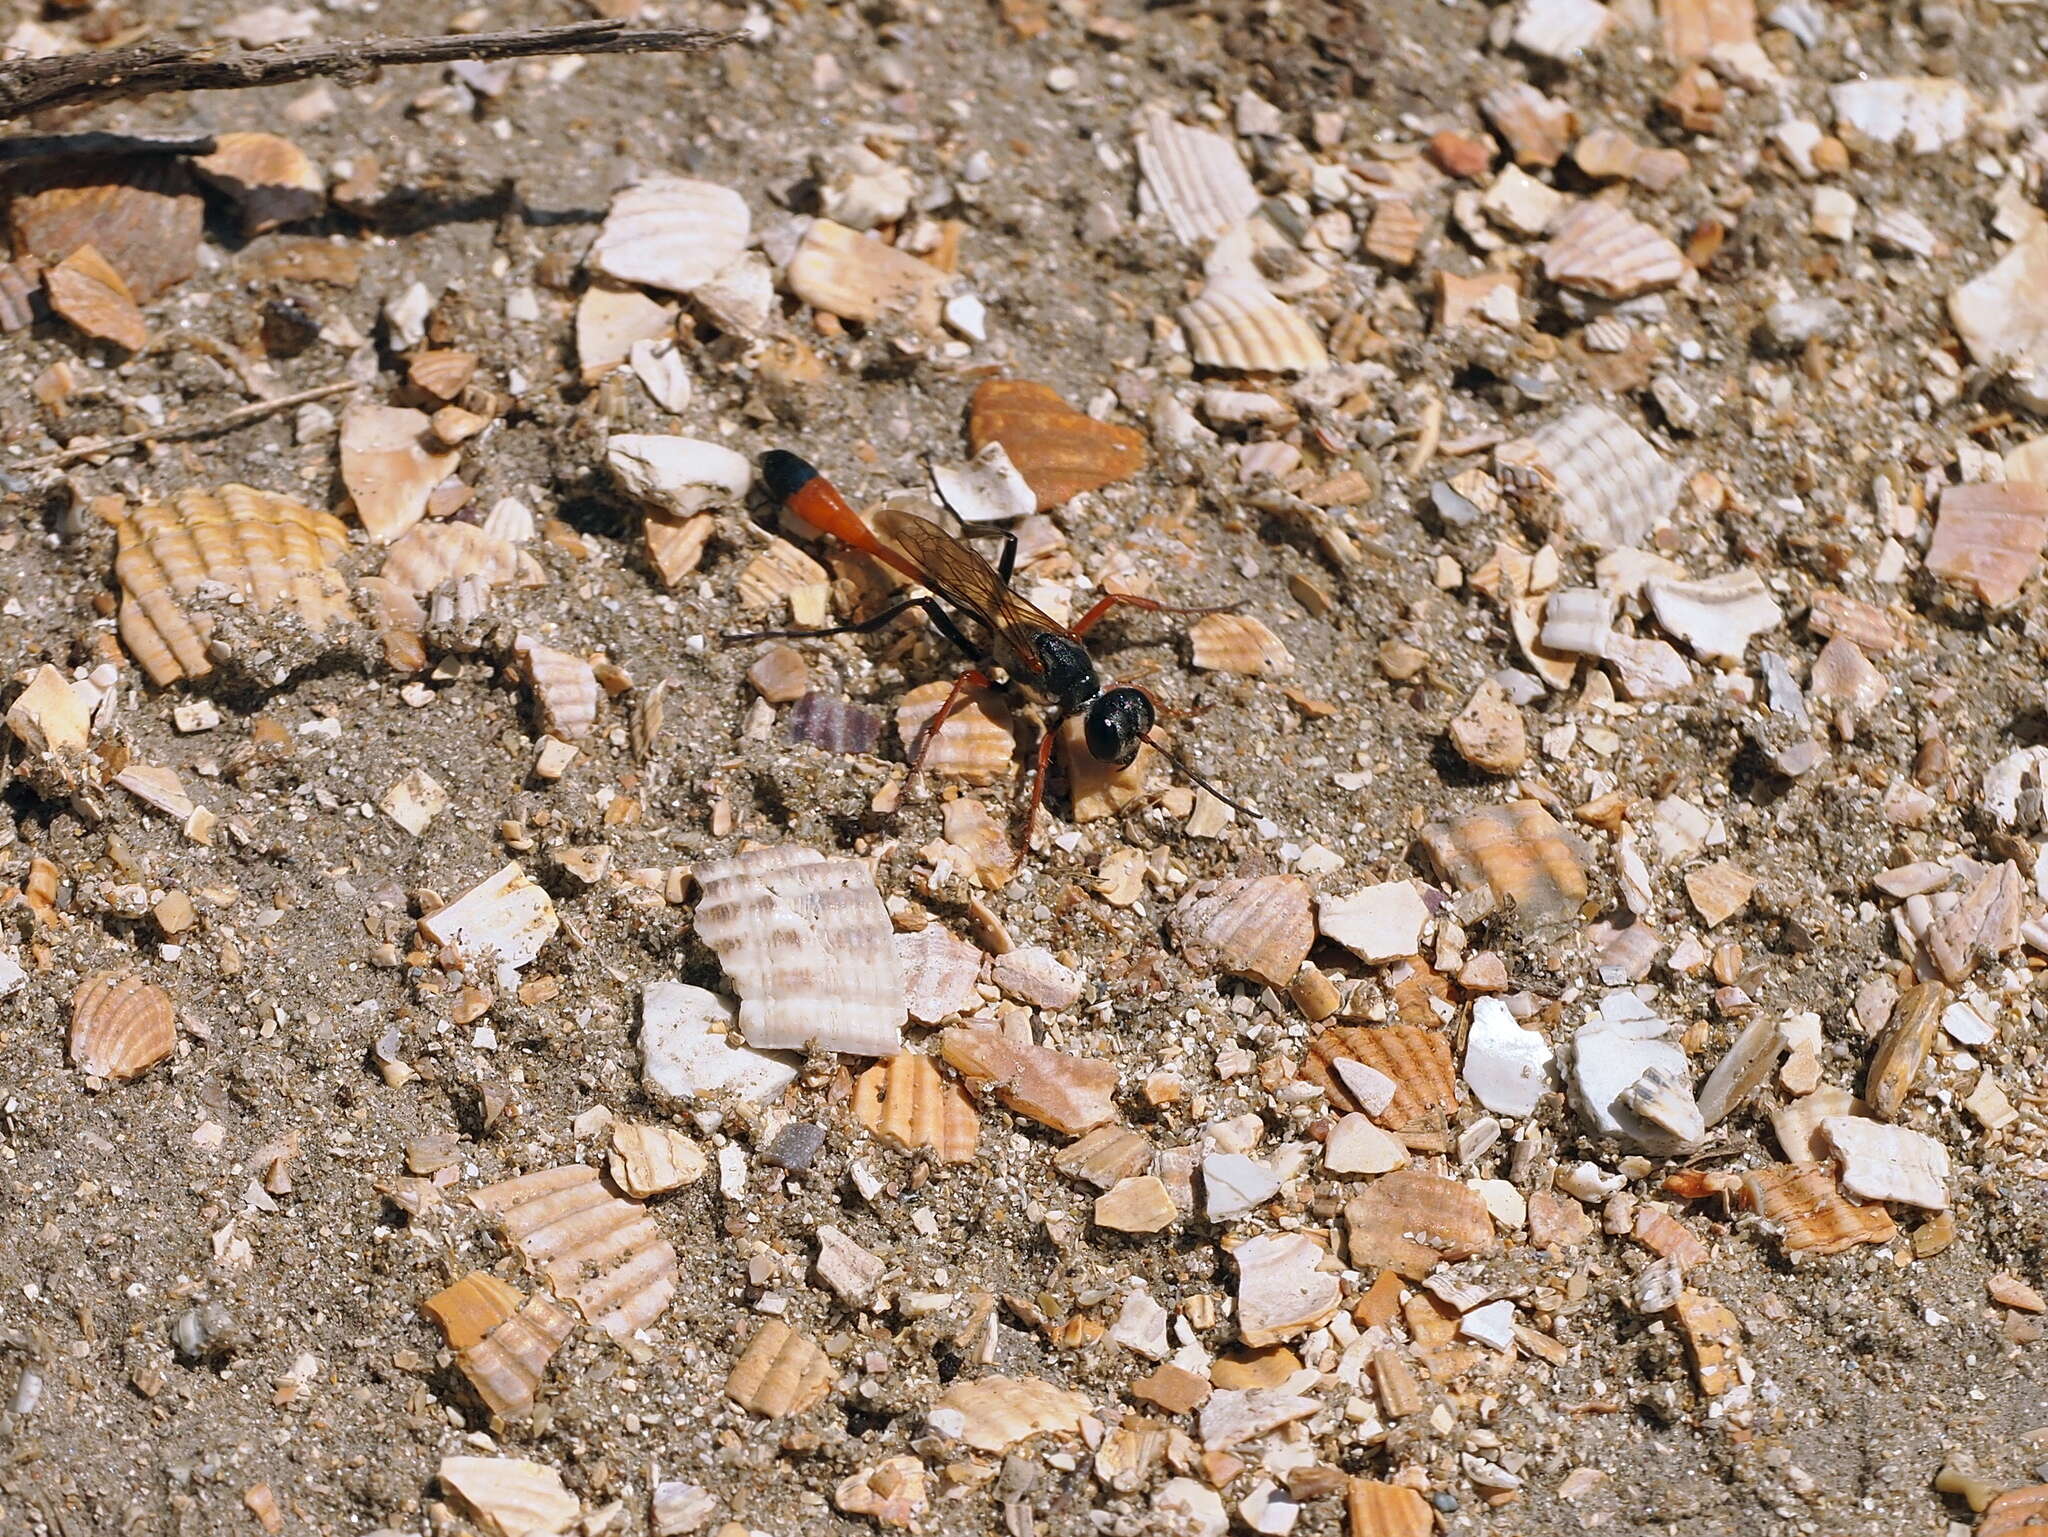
868;505;1065;676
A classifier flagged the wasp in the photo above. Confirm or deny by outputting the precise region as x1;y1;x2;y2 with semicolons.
729;450;1252;857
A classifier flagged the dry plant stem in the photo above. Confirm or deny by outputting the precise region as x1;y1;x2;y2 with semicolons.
13;379;362;470
0;19;736;122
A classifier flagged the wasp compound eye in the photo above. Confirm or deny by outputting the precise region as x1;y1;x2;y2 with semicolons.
1084;688;1155;768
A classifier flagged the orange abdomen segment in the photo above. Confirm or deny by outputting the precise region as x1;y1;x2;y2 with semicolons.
764;449;923;584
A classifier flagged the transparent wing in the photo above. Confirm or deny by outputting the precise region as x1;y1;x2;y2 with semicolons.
869;505;1064;675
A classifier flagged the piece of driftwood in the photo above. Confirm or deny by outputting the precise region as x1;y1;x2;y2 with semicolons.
0;19;734;122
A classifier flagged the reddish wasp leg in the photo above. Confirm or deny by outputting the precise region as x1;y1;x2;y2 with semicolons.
1069;591;1240;638
1007;726;1060;868
906;667;994;790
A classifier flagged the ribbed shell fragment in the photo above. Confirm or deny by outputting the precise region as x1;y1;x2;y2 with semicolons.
726;1319;833;1417
853;1053;981;1162
693;845;906;1057
69;971;175;1080
469;1164;678;1341
105;485;353;687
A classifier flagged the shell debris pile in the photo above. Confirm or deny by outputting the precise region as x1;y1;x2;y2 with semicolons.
13;1;2048;1533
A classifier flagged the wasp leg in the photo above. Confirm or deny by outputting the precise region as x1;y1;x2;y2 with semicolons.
1070;590;1242;638
953;527;1021;584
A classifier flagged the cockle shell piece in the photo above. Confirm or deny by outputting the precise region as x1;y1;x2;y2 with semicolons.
1303;1025;1455;1132
69;971;175;1079
1738;1162;1897;1254
419;862;559;977
513;635;599;742
726;1319;832;1417
457;1294;576;1421
1179;275;1328;374
929;1375;1089;1452
853;1053;981;1162
896;680;1018;784
1540;201;1688;299
1342;1168;1495;1279
1495;405;1679;551
607;1122;708;1198
380;522;541;597
588;175;751;295
469;1164;678;1341
192;132;322;234
1170;874;1314;988
693;845;906;1057
423;1271;523;1350
1418;800;1588;926
967;378;1146;511
1133;106;1262;245
105;484;352;687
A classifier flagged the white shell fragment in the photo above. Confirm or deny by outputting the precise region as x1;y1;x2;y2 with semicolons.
1495;406;1680;550
932;441;1036;525
1319;879;1431;963
1180;275;1328;374
420;863;559;981
1571;994;1694;1151
1512;0;1612;60
1134;107;1262;245
629;338;694;414
693;845;907;1056
589;175;751;295
1645;570;1784;663
639;981;797;1106
1463;997;1555;1117
1830;77;1975;154
606;434;753;520
1822;1117;1951;1210
786;218;948;331
470;1164;679;1340
1950;229;2048;416
1233;1232;1341;1346
1540;202;1689;299
439;1455;581;1537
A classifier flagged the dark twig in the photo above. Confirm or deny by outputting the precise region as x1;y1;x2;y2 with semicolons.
0;131;217;164
11;379;363;471
0;19;735;122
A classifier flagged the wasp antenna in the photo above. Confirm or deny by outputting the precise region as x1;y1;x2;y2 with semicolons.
1142;731;1259;819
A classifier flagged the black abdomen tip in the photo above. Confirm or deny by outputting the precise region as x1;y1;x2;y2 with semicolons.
761;450;818;503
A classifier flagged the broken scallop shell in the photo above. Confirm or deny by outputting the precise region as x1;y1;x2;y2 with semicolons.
69;971;175;1079
1170;873;1314;988
458;1294;576;1421
46;242;146;351
469;1164;678;1341
1188;612;1294;675
1927;481;2048;609
896;680;1018;784
339;403;459;545
1179;275;1328;374
786;217;947;332
513;636;599;742
1342;1168;1495;1279
1134;106;1262;245
423;1271;522;1350
853;1053;981;1162
692;845;906;1057
105;484;353;687
1540;202;1689;299
588;175;750;295
930;1375;1089;1452
1303;1025;1455;1133
1053;1124;1155;1190
380;522;541;597
1418;800;1588;926
1480;82;1577;167
726;1319;832;1417
1739;1162;1897;1255
1494;405;1679;551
